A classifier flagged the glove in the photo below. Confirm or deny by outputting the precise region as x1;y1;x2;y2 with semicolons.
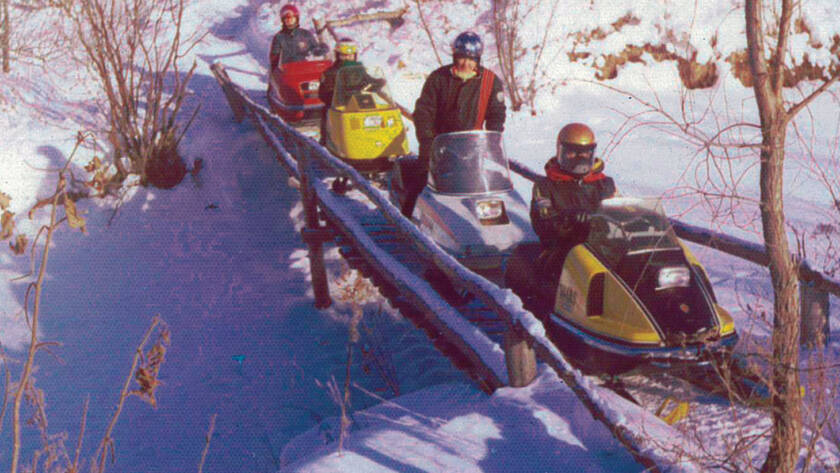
560;208;590;227
571;210;591;225
313;43;328;56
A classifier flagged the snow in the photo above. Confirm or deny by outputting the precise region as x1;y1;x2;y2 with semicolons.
279;368;639;472
1;0;840;472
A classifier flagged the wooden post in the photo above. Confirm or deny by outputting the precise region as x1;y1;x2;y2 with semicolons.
298;149;332;309
504;327;537;387
210;64;246;123
800;280;829;349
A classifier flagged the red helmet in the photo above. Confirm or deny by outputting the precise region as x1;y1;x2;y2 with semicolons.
280;4;300;20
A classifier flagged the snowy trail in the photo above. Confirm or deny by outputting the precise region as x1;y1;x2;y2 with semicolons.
16;116;334;472
0;74;458;472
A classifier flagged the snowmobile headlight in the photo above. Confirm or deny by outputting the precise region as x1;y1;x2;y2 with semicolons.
301;80;320;91
363;115;383;128
474;199;508;225
657;266;691;291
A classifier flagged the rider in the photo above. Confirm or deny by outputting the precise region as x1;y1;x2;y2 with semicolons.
530;123;617;264
505;123;616;311
269;4;328;70
318;38;385;142
400;31;506;217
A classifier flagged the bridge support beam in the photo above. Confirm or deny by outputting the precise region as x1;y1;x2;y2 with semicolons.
504;328;537;387
800;281;829;349
298;151;332;309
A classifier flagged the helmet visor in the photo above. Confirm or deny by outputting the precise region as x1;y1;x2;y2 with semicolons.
557;143;596;175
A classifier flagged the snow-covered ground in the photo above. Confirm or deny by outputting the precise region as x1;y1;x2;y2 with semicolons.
1;0;839;472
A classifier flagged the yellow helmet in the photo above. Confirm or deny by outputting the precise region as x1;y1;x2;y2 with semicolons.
555;123;597;176
335;38;358;56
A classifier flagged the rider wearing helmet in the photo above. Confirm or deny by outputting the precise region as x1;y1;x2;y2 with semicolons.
400;31;507;217
318;38;385;142
530;123;616;249
504;123;615;311
270;4;328;69
317;38;361;108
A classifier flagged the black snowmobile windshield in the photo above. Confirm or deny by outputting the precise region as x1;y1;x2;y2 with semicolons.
428;131;513;194
586;198;682;268
332;65;394;109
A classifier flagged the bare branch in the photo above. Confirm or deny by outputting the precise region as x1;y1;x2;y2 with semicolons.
70;396;89;473
412;0;441;67
93;315;163;473
772;0;793;95
785;73;840;123
197;413;217;473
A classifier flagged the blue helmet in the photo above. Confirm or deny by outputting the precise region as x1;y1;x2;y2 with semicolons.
452;31;482;61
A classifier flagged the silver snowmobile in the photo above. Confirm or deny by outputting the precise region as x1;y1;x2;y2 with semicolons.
389;131;538;278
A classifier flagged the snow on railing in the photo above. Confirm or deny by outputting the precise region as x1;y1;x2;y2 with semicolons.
210;62;706;473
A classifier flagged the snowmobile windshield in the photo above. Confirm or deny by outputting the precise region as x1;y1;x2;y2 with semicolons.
428;131;513;195
332;65;394;109
586;197;682;267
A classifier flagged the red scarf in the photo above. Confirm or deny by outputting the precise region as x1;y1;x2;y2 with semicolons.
544;158;607;183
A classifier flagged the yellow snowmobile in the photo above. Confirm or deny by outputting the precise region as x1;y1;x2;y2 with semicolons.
505;197;738;374
324;65;409;173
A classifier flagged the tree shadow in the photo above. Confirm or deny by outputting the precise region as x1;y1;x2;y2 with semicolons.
477;380;642;472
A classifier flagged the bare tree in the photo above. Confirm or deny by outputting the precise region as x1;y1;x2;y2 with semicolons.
1;0;8;73
744;0;840;470
65;0;201;188
0;1;73;73
567;1;840;468
491;0;561;113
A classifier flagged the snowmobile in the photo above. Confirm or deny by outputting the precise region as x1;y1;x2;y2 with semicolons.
267;59;332;126
324;64;409;174
505;197;738;374
389;131;539;277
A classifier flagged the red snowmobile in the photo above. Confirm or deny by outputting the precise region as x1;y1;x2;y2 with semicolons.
267;59;331;125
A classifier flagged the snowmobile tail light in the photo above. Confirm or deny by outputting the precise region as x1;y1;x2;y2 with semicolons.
364;115;383;128
474;199;509;225
657;266;690;291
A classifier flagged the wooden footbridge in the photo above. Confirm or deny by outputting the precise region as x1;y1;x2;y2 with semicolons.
210;62;838;473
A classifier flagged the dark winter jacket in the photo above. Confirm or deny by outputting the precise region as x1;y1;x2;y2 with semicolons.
413;65;506;164
530;158;616;248
318;60;365;108
270;27;327;69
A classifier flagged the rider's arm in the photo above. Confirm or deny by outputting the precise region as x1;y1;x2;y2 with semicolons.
484;72;506;132
531;181;568;244
600;176;617;199
413;72;440;163
269;33;282;70
304;29;327;56
318;69;334;107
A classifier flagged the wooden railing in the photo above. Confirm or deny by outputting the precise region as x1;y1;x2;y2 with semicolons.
209;62;702;472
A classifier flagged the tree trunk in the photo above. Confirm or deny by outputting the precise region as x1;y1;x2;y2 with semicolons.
758;124;802;473
492;0;523;111
1;0;9;73
744;0;803;471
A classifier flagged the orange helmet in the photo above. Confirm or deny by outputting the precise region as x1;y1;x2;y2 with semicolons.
555;123;596;176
